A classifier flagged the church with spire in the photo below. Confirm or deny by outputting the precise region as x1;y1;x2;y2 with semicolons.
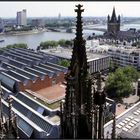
60;4;107;139
104;7;140;41
107;7;120;36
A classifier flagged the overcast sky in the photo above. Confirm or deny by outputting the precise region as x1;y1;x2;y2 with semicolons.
1;2;140;18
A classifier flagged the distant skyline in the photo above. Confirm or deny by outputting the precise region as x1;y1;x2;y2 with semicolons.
1;2;140;18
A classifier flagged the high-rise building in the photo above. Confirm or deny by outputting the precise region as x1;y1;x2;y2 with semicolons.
16;9;27;26
107;7;120;35
58;13;61;20
0;18;4;32
60;4;106;139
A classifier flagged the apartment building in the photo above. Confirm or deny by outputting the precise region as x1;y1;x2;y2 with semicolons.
108;47;140;70
16;9;27;26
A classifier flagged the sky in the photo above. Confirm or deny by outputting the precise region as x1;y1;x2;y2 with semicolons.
1;2;140;18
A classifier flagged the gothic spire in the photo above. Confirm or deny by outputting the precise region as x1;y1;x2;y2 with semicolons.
60;4;94;139
110;7;117;22
66;4;89;109
60;4;107;139
69;4;88;73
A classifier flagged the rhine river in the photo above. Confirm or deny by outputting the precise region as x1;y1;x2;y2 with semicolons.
0;23;140;49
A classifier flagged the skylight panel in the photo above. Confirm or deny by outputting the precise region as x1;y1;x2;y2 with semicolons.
131;120;137;124
129;122;134;127
116;124;122;129
122;127;128;131
136;110;140;113
119;122;125;126
128;116;134;119
125;125;132;129
133;112;139;115
125;118;131;121
134;118;140;122
122;120;128;124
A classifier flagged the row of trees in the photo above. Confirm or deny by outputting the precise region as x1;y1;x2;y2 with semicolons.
38;39;73;50
5;43;28;49
0;43;28;51
0;39;73;51
105;66;140;100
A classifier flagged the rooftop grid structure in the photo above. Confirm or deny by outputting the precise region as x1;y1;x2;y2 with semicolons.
104;101;140;139
0;48;67;92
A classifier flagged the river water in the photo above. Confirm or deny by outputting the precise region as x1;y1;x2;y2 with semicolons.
0;23;140;49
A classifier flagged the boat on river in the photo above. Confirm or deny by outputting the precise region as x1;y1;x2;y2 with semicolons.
0;39;4;42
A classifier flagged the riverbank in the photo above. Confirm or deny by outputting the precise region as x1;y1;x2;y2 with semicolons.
0;28;48;36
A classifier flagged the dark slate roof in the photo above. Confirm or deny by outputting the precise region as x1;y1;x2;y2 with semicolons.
1;63;39;81
0;55;10;63
46;62;68;73
39;63;63;74
17;117;34;137
5;70;30;85
17;92;55;116
13;48;44;60
1;99;37;138
3;51;33;65
15;68;39;82
1;85;13;99
12;96;53;134
0;72;20;92
32;65;56;78
7;50;41;63
24;67;46;80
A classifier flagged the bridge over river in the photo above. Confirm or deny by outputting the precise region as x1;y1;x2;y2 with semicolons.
71;26;107;32
47;26;107;33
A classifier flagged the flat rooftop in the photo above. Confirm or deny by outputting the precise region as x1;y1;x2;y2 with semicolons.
41;47;109;62
34;84;66;104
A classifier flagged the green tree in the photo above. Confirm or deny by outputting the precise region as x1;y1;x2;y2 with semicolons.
58;59;70;67
123;66;140;82
40;41;58;49
58;39;66;46
6;43;28;49
65;40;73;47
105;67;134;99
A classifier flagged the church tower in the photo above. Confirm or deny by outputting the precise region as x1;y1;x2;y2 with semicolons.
60;4;106;139
107;7;120;35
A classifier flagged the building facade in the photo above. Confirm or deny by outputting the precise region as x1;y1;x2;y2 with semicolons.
16;9;27;26
41;48;110;74
0;18;4;32
108;47;140;70
31;19;45;27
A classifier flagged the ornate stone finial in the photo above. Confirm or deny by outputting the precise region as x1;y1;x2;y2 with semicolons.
75;4;84;13
74;4;84;40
